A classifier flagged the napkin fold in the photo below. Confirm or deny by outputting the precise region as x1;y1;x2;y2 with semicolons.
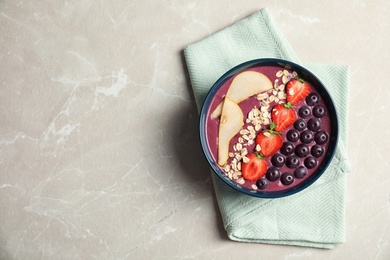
184;9;350;249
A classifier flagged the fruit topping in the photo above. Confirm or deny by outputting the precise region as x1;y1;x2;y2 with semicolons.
286;78;311;105
271;102;297;132
311;144;325;158
314;131;329;145
286;155;300;169
271;153;286;167
295;144;310;158
300;130;314;144
304;156;318;169
281;172;295;185
294;166;308;179
280;141;295;156
242;153;267;182
211;71;273;118
294;119;307;131
255;123;283;157
298;106;312;119
226;71;273;104
313;104;327;118
217;97;244;166
286;129;300;142
307;118;322;132
306;93;320;106
266;167;281;182
256;177;269;190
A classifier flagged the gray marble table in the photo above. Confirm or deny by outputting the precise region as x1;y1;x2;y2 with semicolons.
1;1;389;259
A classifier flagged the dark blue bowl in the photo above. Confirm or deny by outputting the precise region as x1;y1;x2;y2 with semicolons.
199;58;338;198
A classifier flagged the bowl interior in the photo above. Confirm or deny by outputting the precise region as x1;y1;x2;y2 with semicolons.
199;58;338;198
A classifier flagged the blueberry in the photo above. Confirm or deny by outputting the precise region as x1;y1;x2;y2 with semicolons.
306;93;320;106
300;130;314;144
271;153;285;167
286;155;300;169
298;106;312;119
280;142;295;156
294;166;308;179
311;144;325;158
281;172;295;185
313;105;327;118
307;118;322;132
287;129;300;142
256;177;269;190
266;167;281;182
295;144;310;158
304;156;318;169
314;131;329;145
294;119;307;131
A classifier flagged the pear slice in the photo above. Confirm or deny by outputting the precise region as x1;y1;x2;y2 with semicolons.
227;70;273;102
211;71;273;118
218;97;244;166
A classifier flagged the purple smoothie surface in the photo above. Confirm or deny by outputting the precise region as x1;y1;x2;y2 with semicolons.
205;65;332;192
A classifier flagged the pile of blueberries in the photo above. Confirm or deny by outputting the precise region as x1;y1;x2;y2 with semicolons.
257;92;329;190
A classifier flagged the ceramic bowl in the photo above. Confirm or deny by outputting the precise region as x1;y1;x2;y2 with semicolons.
199;58;338;198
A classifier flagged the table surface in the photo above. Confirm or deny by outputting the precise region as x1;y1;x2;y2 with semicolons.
1;1;389;259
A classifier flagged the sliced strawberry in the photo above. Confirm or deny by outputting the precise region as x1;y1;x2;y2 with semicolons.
286;78;311;104
255;123;283;157
271;103;296;132
242;153;267;182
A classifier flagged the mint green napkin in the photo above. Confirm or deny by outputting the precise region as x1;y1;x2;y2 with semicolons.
184;9;351;249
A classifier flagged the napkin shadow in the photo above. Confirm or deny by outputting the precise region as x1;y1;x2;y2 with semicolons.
166;50;229;241
168;59;210;184
166;51;210;183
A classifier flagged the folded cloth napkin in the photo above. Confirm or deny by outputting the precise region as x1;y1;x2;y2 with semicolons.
184;8;351;249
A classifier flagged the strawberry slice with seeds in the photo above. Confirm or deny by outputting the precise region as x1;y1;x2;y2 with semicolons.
271;103;297;132
255;123;283;157
286;78;311;104
242;153;267;182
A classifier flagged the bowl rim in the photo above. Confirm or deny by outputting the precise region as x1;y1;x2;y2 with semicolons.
199;58;339;198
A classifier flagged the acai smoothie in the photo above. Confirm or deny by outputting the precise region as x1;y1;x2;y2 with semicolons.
204;65;332;192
